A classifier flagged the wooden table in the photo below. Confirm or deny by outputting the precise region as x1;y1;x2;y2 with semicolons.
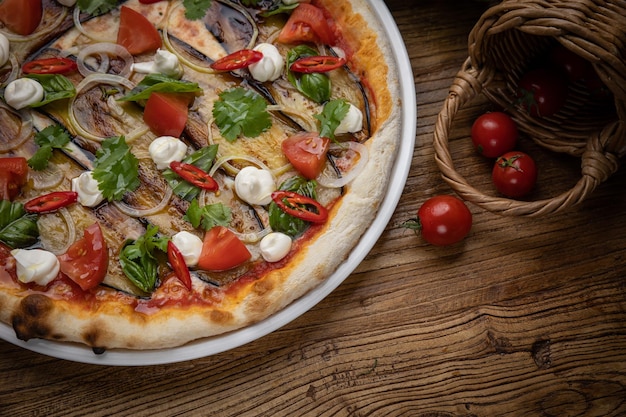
2;1;625;415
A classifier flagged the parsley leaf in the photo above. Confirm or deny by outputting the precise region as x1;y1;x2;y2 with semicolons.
28;125;71;171
184;199;231;230
76;0;118;16
162;145;218;201
92;136;140;201
119;225;169;293
183;0;212;20
118;74;202;102
315;99;350;139
25;74;76;107
213;87;272;142
0;201;39;249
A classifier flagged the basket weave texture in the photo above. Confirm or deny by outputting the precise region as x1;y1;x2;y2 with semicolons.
434;0;626;216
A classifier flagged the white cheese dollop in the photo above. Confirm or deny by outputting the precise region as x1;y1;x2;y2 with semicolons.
11;249;60;286
71;171;104;208
4;78;44;110
56;0;77;6
131;49;184;79
171;231;203;267
0;33;10;67
259;232;292;262
335;103;363;135
248;43;283;83
234;166;276;206
149;136;188;169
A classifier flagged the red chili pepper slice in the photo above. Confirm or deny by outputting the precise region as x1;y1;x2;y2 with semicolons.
24;191;78;213
169;161;219;191
290;56;346;73
271;190;328;224
210;49;263;71
22;57;78;75
167;240;192;290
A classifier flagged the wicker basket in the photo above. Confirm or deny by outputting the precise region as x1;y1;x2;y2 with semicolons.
433;0;626;216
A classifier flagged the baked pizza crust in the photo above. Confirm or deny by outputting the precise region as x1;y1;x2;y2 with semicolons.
0;0;402;350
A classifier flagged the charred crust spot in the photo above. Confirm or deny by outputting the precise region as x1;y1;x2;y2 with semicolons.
12;294;54;341
252;277;275;296
209;309;233;325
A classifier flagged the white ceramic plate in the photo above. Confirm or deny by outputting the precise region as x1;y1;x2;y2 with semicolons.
0;0;416;366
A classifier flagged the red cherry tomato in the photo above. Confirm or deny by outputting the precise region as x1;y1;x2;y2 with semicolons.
0;0;42;36
492;151;537;198
116;6;162;55
169;161;219;191
277;3;335;45
197;226;251;271
167;241;192;290
548;44;592;83
210;50;263;71
143;92;191;137
290;56;346;73
281;132;330;180
58;223;109;291
22;57;78;75
517;68;568;117
471;112;518;158
24;191;78;213
404;195;472;246
271;191;328;224
0;157;29;201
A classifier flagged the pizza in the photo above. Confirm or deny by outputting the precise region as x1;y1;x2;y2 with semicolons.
0;0;400;352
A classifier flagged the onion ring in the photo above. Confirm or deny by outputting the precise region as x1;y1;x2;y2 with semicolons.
113;186;173;218
77;42;133;78
317;141;369;188
40;207;77;256
73;7;117;44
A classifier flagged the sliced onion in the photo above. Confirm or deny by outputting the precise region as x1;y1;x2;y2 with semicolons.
73;7;116;44
317;141;369;188
217;0;258;50
209;154;275;178
233;226;271;244
0;108;33;152
0;7;68;43
77;42;133;78
113;186;173;218
1;54;19;87
266;104;317;132
41;208;77;256
30;166;65;190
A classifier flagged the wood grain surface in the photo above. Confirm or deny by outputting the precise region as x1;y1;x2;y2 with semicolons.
1;1;625;416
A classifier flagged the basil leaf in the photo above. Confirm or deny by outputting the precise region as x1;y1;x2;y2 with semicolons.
118;74;202;102
184;199;232;230
28;125;71;171
268;176;318;237
0;201;39;249
26;74;76;107
92;136;140;201
162;145;218;201
212;87;272;142
286;46;331;104
119;225;169;293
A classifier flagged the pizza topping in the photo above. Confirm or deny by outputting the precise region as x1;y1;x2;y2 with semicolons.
197;226;251;272
0;0;42;36
4;78;44;110
271;190;328;224
24;191;78;214
167;241;192;290
143;92;191;137
71;171;104;208
170;161;219;191
213;87;272;142
11;249;59;286
131;49;184;79
335;103;364;135
116;6;162;55
24;74;77;108
277;3;335;46
259;232;292;263
234;166;276;206
58;223;108;291
286;45;331;103
317;141;369;189
149;136;188;170
171;231;203;267
22;57;78;75
184;199;231;231
248;43;284;82
28;125;71;171
0;200;39;249
119;224;169;293
57;0;77;7
163;145;219;201
0;33;10;67
0;157;29;201
281;132;330;180
210;49;263;72
92;136;140;201
290;55;346;73
119;73;202;102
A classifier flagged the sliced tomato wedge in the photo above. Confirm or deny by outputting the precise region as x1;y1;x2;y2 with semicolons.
271;191;328;224
281;132;330;180
58;223;109;291
117;6;162;55
167;241;192;290
169;161;219;191
210;49;263;71
197;226;251;271
290;56;345;73
277;3;335;45
0;157;28;201
22;57;77;75
24;191;78;213
143;92;191;137
0;0;42;36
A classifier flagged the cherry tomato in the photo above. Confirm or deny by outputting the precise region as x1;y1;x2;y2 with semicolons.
167;241;192;290
22;57;78;75
116;6;162;55
143;92;191;137
548;44;592;83
197;226;251;271
471;112;518;158
290;56;346;73
24;191;78;213
404;195;472;246
210;50;263;71
281;132;330;180
271;191;328;224
58;223;109;291
492;151;537;198
277;3;335;45
0;157;29;201
517;67;568;117
0;0;42;36
169;161;219;191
